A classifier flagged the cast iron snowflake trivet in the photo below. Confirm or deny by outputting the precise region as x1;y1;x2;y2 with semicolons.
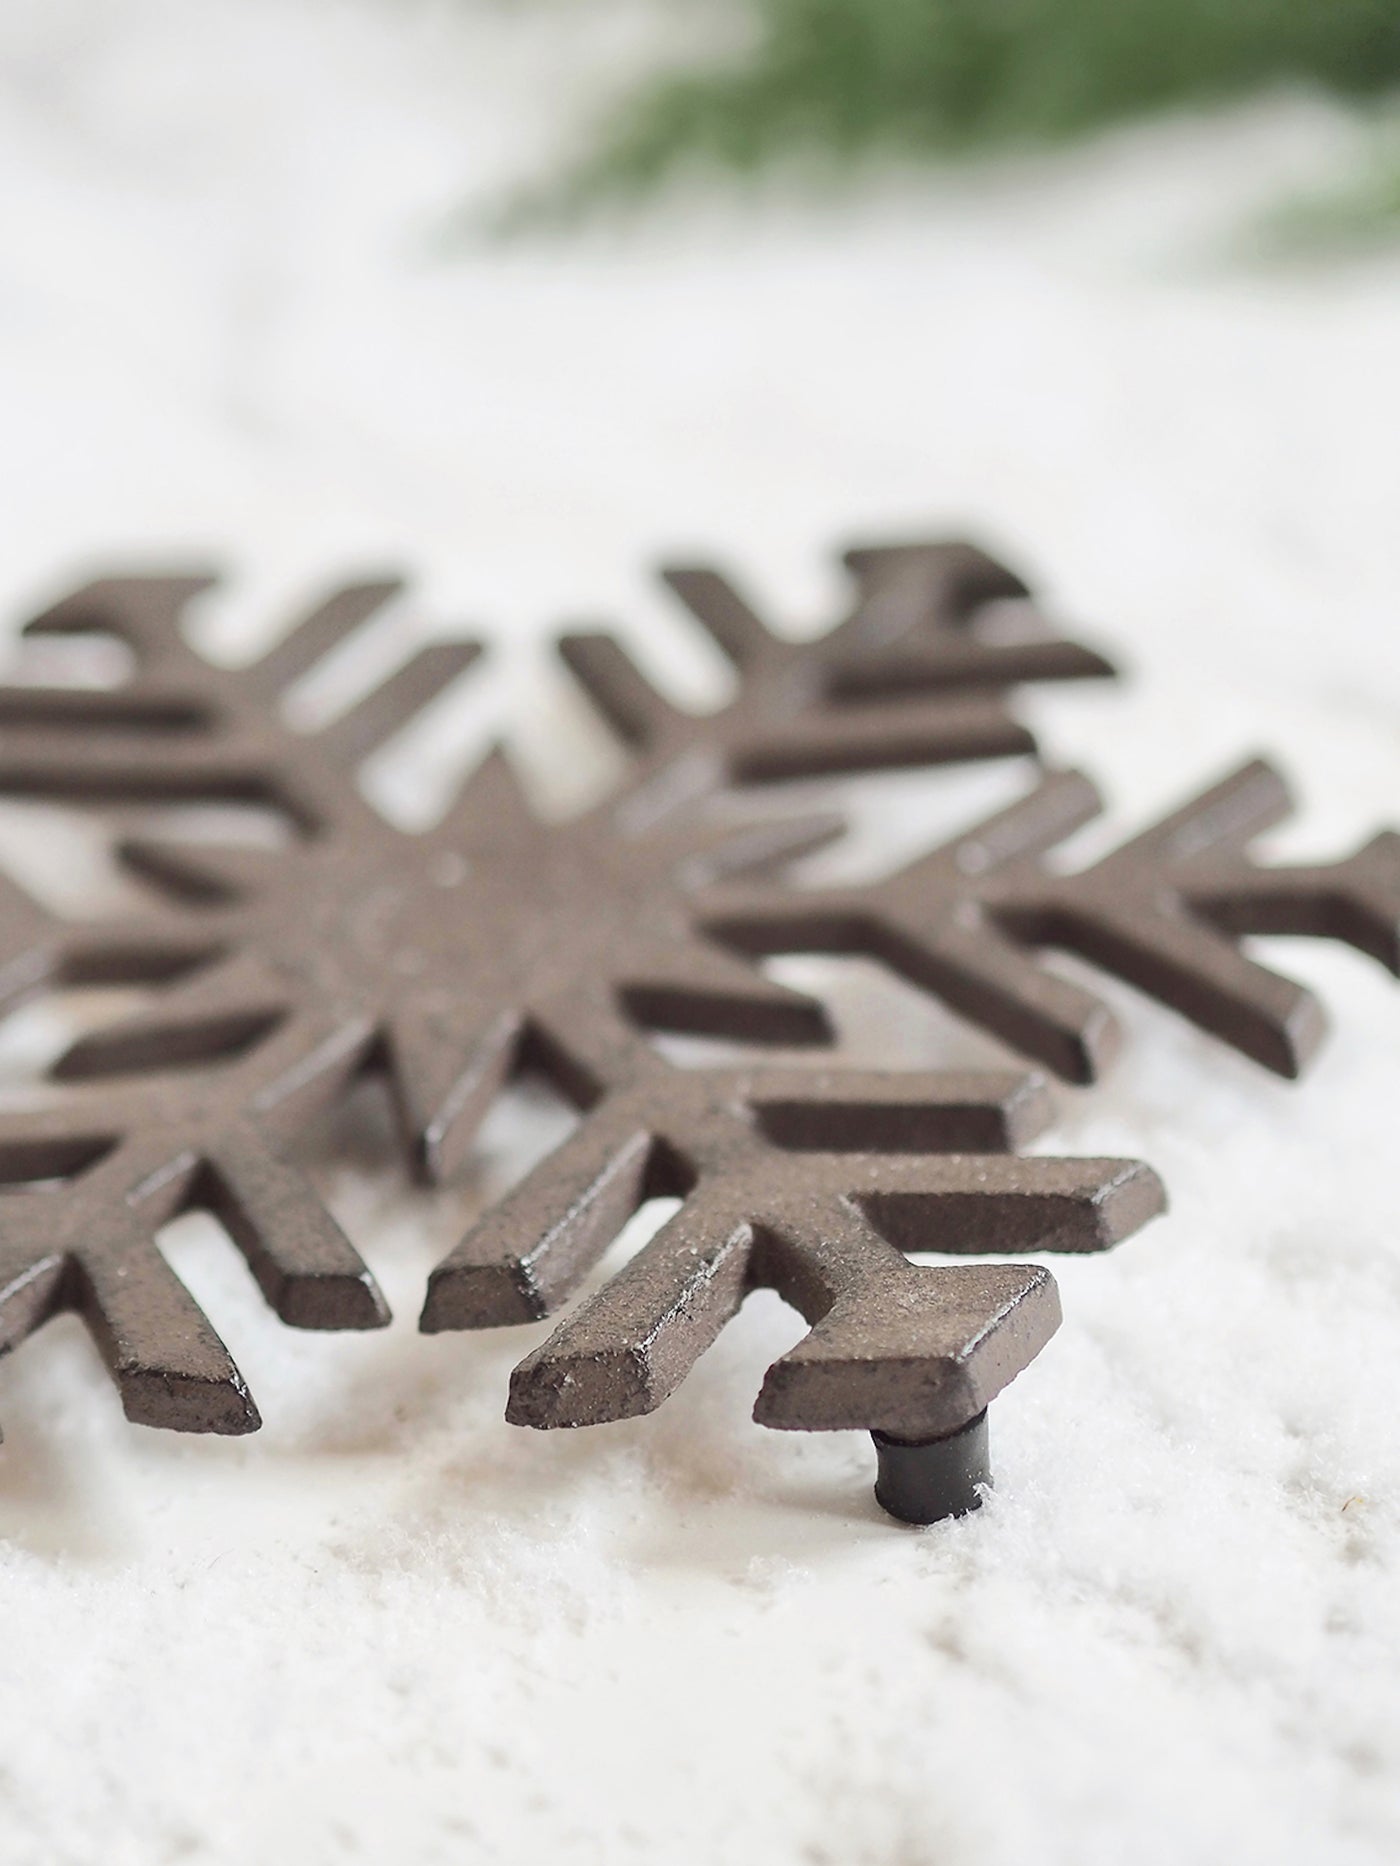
0;540;1395;1523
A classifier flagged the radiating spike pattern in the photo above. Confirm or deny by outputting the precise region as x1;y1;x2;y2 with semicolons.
0;571;484;1434
702;760;1400;1082
427;1052;1164;1440
0;533;1390;1495
0;537;1135;1445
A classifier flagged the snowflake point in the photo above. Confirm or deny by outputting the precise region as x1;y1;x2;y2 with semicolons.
506;1340;658;1430
117;1363;263;1437
753;1260;1063;1439
420;1257;548;1333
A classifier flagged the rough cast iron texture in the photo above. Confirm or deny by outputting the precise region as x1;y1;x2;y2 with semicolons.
0;540;1133;1443
699;758;1400;1083
0;540;1393;1479
420;578;1397;1438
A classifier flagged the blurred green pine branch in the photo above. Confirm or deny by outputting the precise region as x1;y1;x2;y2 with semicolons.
502;0;1400;228
1259;126;1400;252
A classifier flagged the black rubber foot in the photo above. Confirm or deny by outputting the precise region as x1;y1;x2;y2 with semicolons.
872;1409;991;1524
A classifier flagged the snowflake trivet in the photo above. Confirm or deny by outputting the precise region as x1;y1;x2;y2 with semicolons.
0;541;1393;1522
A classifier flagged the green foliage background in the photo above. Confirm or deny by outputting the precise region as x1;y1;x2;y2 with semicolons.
513;0;1400;236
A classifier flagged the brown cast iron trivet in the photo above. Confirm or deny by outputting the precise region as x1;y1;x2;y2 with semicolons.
0;540;1393;1520
0;541;1120;1488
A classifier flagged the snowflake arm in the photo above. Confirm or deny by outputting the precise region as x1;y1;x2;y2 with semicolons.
702;760;1400;1081
424;1038;1164;1440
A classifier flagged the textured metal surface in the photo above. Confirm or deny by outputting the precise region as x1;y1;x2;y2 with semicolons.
426;1050;1161;1441
0;539;1133;1441
702;760;1400;1082
0;537;1392;1469
0;575;486;1432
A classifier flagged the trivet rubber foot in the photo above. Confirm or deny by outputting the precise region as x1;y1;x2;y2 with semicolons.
872;1409;990;1523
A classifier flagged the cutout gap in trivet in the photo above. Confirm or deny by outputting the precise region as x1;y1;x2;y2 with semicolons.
0;982;198;1094
565;1194;686;1311
0;629;137;690
649;954;1027;1075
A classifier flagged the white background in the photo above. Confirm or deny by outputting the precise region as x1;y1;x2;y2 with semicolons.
1;4;1399;1862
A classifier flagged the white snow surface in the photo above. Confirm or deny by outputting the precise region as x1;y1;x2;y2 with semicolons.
1;4;1399;1863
